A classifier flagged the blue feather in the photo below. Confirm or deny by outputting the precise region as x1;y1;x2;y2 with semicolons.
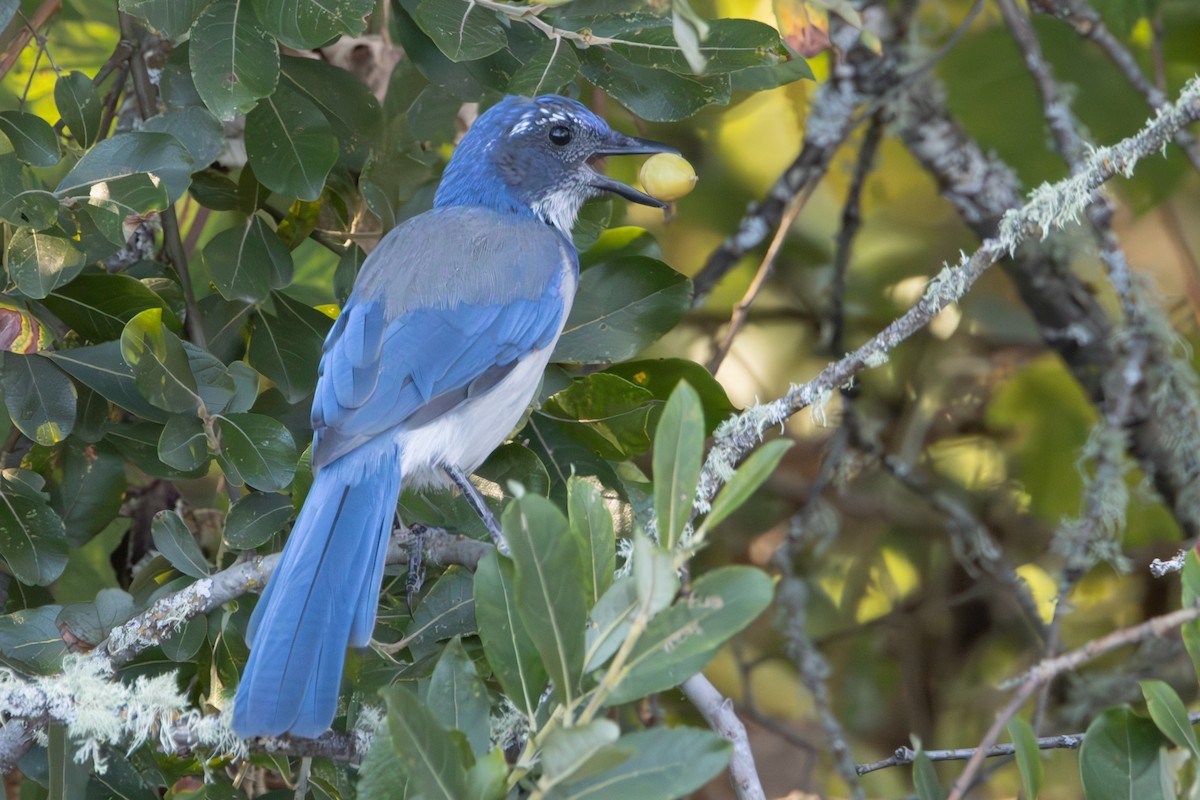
233;440;401;738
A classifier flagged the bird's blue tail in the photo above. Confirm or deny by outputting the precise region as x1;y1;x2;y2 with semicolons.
232;442;401;738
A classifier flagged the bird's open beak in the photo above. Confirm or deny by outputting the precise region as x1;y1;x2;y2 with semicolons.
589;132;679;209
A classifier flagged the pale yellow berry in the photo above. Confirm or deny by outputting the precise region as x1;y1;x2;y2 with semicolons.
639;153;697;202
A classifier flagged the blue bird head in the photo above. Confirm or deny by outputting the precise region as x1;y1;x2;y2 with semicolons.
435;95;677;234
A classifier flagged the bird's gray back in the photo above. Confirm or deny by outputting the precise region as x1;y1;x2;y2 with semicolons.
353;206;574;314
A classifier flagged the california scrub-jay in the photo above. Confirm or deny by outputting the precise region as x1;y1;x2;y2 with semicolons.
232;95;674;738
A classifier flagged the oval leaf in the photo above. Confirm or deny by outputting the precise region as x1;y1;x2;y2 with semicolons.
244;86;338;202
0;111;60;167
214;412;298;491
6;227;87;299
189;0;280;121
253;0;373;49
474;550;548;719
151;509;211;578
224;491;293;549
554;256;691;364
54;71;102;147
1079;706;1167;800
203;214;293;303
0;469;69;586
1;352;76;445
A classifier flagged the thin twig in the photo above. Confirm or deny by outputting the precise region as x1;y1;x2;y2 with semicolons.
946;602;1200;800
1031;0;1200;172
707;185;814;373
858;732;1086;775
0;0;60;81
117;13;207;348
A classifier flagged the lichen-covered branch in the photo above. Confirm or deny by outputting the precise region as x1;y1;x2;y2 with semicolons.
0;526;487;773
693;75;1200;513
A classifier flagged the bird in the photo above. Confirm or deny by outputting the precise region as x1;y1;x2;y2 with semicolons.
232;94;675;738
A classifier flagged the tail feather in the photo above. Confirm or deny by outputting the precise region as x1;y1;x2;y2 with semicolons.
233;445;401;738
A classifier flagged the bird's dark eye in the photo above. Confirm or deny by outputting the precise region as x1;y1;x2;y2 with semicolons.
548;125;572;146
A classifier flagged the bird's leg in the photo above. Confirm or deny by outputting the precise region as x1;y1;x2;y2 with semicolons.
443;464;509;554
404;522;427;616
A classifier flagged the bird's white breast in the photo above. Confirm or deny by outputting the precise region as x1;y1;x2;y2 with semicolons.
394;247;577;489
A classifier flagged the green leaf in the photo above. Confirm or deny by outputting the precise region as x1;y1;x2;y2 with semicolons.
426;637;491;757
383;685;472;800
245;292;332;402
546;727;731;800
54;71;102;147
224;491;293;549
6;227;86;299
57;588;137;648
189;0;280;121
120;0;211;38
464;748;506;800
568;476;615;606
252;0;373;49
912;737;946;800
161;614;208;662
203;214;294;302
1182;550;1200;683
106;421;210;479
1140;679;1200;759
1079;706;1167;800
158;413;210;472
0;605;67;673
609;19;789;74
214;412;298;491
579;47;728;123
55;132;194;205
143;106;225;167
414;0;506;62
198;295;253;363
653;381;703;551
697;438;793;536
540;373;655;460
1;352;75;445
48;724;92;800
50;440;125;545
474;550;547;719
542;719;620;781
0;111;59;167
151;510;211;578
43;273;181;343
358;727;413;800
606;566;773;706
0;0;16;31
245;85;339;202
507;38;580;96
405;568;477;661
0;468;69;586
120;308;202;413
554;256;691;364
0;156;60;229
585;575;637;672
281;56;384;171
504;494;587;706
44;341;168;422
1007;717;1042;800
632;530;677;617
604;358;736;435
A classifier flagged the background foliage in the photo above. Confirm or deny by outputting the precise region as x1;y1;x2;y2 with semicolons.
1;0;1200;798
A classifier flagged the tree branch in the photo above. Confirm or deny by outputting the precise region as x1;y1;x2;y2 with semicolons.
681;674;766;800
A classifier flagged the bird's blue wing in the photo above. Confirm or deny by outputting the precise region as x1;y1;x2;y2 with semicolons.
310;276;568;469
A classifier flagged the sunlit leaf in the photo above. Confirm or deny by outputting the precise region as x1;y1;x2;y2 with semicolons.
55;132;194;205
252;0;373;49
414;0;506;62
6;227;87;299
